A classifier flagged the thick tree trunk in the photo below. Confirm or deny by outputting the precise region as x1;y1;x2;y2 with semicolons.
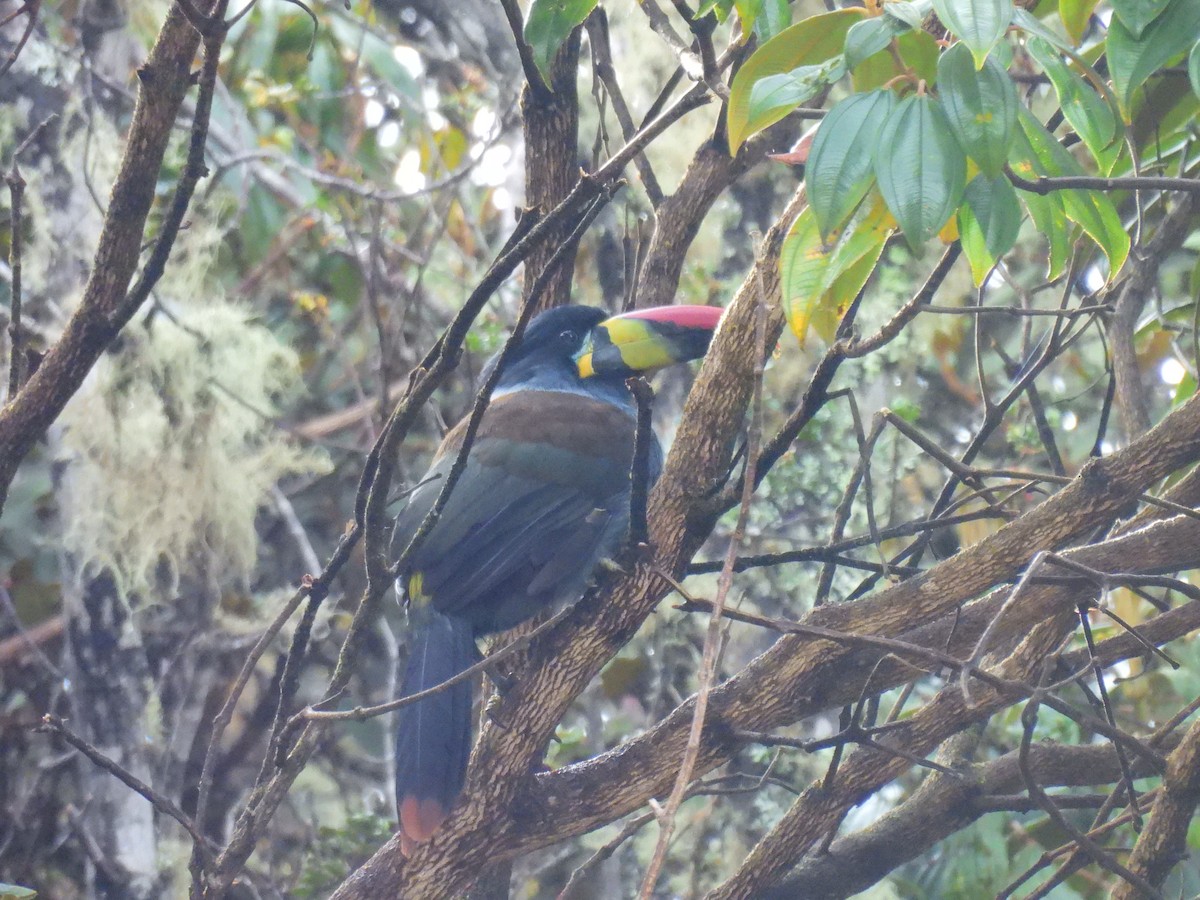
63;562;160;897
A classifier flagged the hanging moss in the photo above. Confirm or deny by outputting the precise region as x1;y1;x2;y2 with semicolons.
58;301;330;600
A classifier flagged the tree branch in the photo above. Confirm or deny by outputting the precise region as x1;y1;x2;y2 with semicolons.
0;0;221;512
1009;172;1200;195
1112;714;1200;898
1106;193;1197;440
766;737;1177;899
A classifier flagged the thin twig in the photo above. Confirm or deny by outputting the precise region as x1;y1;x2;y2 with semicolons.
626;376;655;548
635;0;707;86
289;602;578;727
498;0;552;100
587;9;664;205
4;117;53;397
1075;603;1144;825
814;398;887;606
5;158;25;398
39;714;214;862
0;0;40;78
561;761;785;900
0;583;62;678
921;303;1110;316
191;581;310;878
270;485;321;575
1017;676;1160;897
117;4;229;324
754;243;961;484
637;268;767;898
686;506;1010;574
1009;171;1200;195
1000;789;1163;899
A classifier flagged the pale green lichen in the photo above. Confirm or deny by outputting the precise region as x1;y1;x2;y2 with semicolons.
58;299;330;600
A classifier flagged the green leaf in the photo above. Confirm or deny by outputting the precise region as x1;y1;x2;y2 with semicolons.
885;0;933;30
1007;117;1071;280
852;29;940;91
937;42;1018;178
806;90;895;238
1020;190;1072;280
1173;368;1197;406
821;195;897;293
1189;40;1200;99
1025;38;1120;173
897;29;941;84
0;886;37;900
1059;190;1130;279
696;0;735;18
844;16;906;70
744;60;845;146
524;0;598;84
819;241;887;340
1011;7;1074;50
1013;108;1130;276
932;0;1014;68
728;7;866;151
1058;0;1100;43
874;94;967;247
1110;0;1173;38
958;174;1021;284
850;46;900;92
780;209;832;345
780;201;892;345
736;0;792;41
1108;0;1200;119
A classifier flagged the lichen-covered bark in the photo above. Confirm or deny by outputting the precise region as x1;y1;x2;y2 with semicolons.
0;0;214;510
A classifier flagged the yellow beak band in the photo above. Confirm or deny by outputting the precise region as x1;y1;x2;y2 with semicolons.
575;320;676;379
574;305;723;379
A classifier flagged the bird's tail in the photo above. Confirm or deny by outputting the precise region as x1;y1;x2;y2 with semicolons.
394;611;476;849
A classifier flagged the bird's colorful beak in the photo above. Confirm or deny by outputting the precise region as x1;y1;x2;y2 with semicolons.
575;305;723;379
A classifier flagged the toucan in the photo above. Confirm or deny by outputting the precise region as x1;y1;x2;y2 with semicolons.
391;303;722;849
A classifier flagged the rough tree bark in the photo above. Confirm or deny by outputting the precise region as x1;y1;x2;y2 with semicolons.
331;243;1200;894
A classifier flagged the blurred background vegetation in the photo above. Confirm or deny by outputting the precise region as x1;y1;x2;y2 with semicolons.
1;0;1198;897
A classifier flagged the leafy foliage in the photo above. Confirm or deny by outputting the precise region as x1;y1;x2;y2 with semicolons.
294;812;394;898
936;43;1017;179
525;0;600;81
729;0;1193;338
726;7;864;150
1106;0;1200;117
805;89;894;238
2;1;1199;898
874;93;967;248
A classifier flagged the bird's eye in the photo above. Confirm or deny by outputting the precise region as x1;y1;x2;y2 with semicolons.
559;329;578;343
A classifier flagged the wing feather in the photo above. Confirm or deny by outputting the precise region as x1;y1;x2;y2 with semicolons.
391;392;658;635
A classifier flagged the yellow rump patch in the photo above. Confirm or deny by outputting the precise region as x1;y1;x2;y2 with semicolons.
407;571;430;606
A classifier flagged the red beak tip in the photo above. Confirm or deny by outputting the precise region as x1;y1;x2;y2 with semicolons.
618;305;723;330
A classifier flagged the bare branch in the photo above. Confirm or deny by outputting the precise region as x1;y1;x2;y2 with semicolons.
38;715;213;862
1009;171;1200;195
